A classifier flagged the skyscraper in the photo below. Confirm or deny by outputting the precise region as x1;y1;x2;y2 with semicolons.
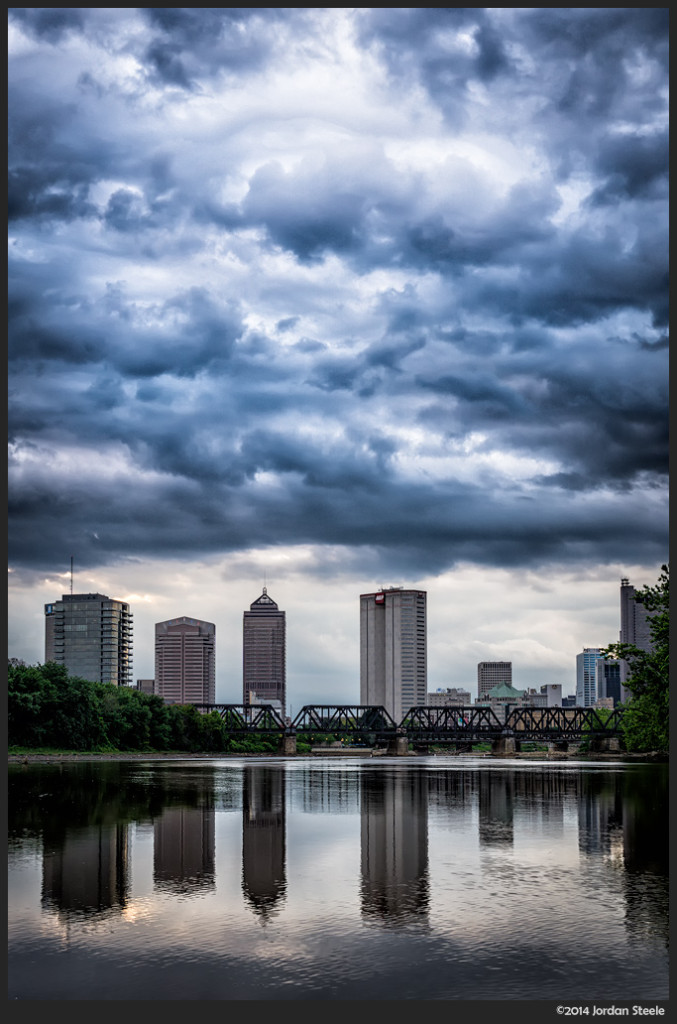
619;577;655;700
155;616;215;705
243;588;286;713
576;648;603;707
477;662;512;701
360;587;427;722
44;592;133;686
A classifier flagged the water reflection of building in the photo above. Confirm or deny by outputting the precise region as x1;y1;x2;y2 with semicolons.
576;767;668;951
42;823;130;920
620;769;669;949
360;770;429;926
242;766;286;919
478;772;514;846
577;776;623;860
513;769;568;832
154;807;215;895
293;767;360;814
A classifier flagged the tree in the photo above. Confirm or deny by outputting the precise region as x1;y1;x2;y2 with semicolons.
602;564;669;752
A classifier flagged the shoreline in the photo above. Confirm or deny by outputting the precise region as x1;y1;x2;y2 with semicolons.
8;749;667;764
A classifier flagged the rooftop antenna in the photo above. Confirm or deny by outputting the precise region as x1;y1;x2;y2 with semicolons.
70;556;74;595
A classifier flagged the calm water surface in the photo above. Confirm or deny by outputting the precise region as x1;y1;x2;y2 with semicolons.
8;756;669;1001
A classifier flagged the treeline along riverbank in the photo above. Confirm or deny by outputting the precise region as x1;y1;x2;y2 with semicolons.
8;660;282;755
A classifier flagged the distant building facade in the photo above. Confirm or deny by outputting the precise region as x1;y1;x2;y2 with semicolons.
427;687;472;707
522;683;562;708
243;588;286;714
477;661;512;701
360;588;427;723
155;616;215;705
44;592;133;686
576;648;603;707
596;659;622;707
136;679;156;695
524;688;548;708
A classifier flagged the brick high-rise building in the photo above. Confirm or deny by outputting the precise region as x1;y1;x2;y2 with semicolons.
44;592;133;686
360;588;427;723
243;588;286;714
155;616;215;705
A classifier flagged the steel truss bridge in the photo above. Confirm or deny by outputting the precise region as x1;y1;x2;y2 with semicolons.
194;704;625;745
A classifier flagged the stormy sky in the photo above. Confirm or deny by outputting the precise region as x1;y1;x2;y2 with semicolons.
8;8;669;704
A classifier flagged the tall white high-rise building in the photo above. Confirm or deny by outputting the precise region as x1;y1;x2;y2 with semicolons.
360;588;427;722
576;648;603;707
44;592;133;686
155;616;215;705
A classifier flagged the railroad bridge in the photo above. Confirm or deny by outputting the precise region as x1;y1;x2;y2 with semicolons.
193;704;625;755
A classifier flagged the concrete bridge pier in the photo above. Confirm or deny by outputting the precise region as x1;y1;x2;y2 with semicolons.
387;734;410;756
279;732;297;755
588;735;622;753
551;740;569;752
492;736;516;756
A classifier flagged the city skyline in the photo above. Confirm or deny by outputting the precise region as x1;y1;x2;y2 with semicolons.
8;11;668;709
32;570;652;707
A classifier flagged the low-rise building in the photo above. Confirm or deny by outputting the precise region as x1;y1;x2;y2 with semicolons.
427;687;472;707
523;684;562;708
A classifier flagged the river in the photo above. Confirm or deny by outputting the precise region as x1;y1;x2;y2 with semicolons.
7;756;669;1002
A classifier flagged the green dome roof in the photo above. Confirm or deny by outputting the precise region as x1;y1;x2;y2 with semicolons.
486;681;526;699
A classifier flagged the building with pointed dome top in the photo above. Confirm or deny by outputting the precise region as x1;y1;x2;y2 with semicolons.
243;587;286;714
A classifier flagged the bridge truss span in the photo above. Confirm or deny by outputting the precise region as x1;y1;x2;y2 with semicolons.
504;706;625;740
193;704;287;733
399;705;504;741
291;705;398;737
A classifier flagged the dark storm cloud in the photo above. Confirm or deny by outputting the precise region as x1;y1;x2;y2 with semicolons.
356;8;510;126
588;131;669;205
8;441;668;578
7;90;103;224
228;159;667;329
8;8;84;41
140;7;316;88
7;8;668;580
